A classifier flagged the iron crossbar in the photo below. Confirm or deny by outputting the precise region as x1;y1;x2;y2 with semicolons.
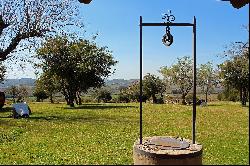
141;22;194;27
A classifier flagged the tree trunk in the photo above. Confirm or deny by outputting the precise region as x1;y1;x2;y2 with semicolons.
152;95;157;104
181;94;187;105
242;87;247;106
205;87;208;103
69;101;74;107
78;93;82;105
68;91;75;107
65;96;70;105
75;96;79;105
69;96;74;107
205;92;208;103
75;91;82;105
50;94;54;104
63;91;70;105
240;87;243;103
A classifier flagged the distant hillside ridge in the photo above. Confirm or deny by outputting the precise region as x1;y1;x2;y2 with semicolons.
0;78;138;90
105;79;139;87
0;78;36;88
0;78;223;94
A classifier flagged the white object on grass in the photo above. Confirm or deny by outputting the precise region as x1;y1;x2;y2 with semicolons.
12;103;30;116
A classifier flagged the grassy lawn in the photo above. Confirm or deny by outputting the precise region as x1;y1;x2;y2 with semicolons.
0;101;249;165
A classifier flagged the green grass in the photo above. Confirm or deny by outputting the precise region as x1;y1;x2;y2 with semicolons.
0;101;249;165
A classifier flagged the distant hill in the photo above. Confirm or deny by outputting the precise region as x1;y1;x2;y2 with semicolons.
0;78;138;93
0;78;137;88
104;79;139;94
0;78;224;94
105;79;138;87
0;78;36;89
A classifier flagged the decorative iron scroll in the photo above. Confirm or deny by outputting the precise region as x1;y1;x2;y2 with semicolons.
162;10;175;47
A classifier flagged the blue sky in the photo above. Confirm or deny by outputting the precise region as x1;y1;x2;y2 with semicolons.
6;0;249;79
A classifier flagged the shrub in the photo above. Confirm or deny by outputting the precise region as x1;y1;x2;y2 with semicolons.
33;90;48;102
81;96;95;103
93;88;112;103
117;94;130;103
185;94;199;105
217;88;240;102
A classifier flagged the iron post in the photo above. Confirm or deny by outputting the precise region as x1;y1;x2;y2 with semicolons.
140;16;143;144
192;16;197;144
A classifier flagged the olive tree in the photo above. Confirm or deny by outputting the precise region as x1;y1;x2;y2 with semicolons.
93;87;112;103
219;42;249;106
197;62;218;103
5;85;19;102
36;36;117;107
160;56;193;105
34;72;60;103
143;73;166;104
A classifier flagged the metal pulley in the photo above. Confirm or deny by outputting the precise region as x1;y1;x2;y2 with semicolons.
162;27;173;47
162;10;175;47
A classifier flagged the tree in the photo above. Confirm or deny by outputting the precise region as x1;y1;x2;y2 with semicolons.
5;85;19;102
36;36;117;107
217;86;240;102
124;81;148;102
117;93;130;103
197;62;218;103
116;86;131;103
122;75;165;104
143;73;166;104
93;87;112;103
0;0;81;61
219;44;249;106
17;85;29;101
35;72;60;103
160;56;193;105
33;89;48;102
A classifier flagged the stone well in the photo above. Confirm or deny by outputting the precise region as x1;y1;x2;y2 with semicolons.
133;136;203;165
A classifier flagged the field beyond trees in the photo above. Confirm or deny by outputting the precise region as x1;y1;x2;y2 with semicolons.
0;102;249;165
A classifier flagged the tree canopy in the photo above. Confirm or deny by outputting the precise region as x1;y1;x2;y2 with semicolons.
197;62;218;103
120;74;165;104
143;73;166;104
93;87;112;103
160;56;193;105
36;36;117;107
219;42;249;106
0;0;81;61
34;72;59;103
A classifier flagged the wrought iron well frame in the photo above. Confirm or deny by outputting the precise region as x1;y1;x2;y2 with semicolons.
139;15;197;145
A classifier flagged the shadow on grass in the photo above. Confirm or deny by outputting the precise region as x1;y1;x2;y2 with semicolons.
0;107;13;118
63;103;138;110
0;106;13;113
1;104;138;124
206;104;224;107
27;114;137;124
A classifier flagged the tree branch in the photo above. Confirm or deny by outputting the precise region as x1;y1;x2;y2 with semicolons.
0;15;9;36
0;30;44;61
